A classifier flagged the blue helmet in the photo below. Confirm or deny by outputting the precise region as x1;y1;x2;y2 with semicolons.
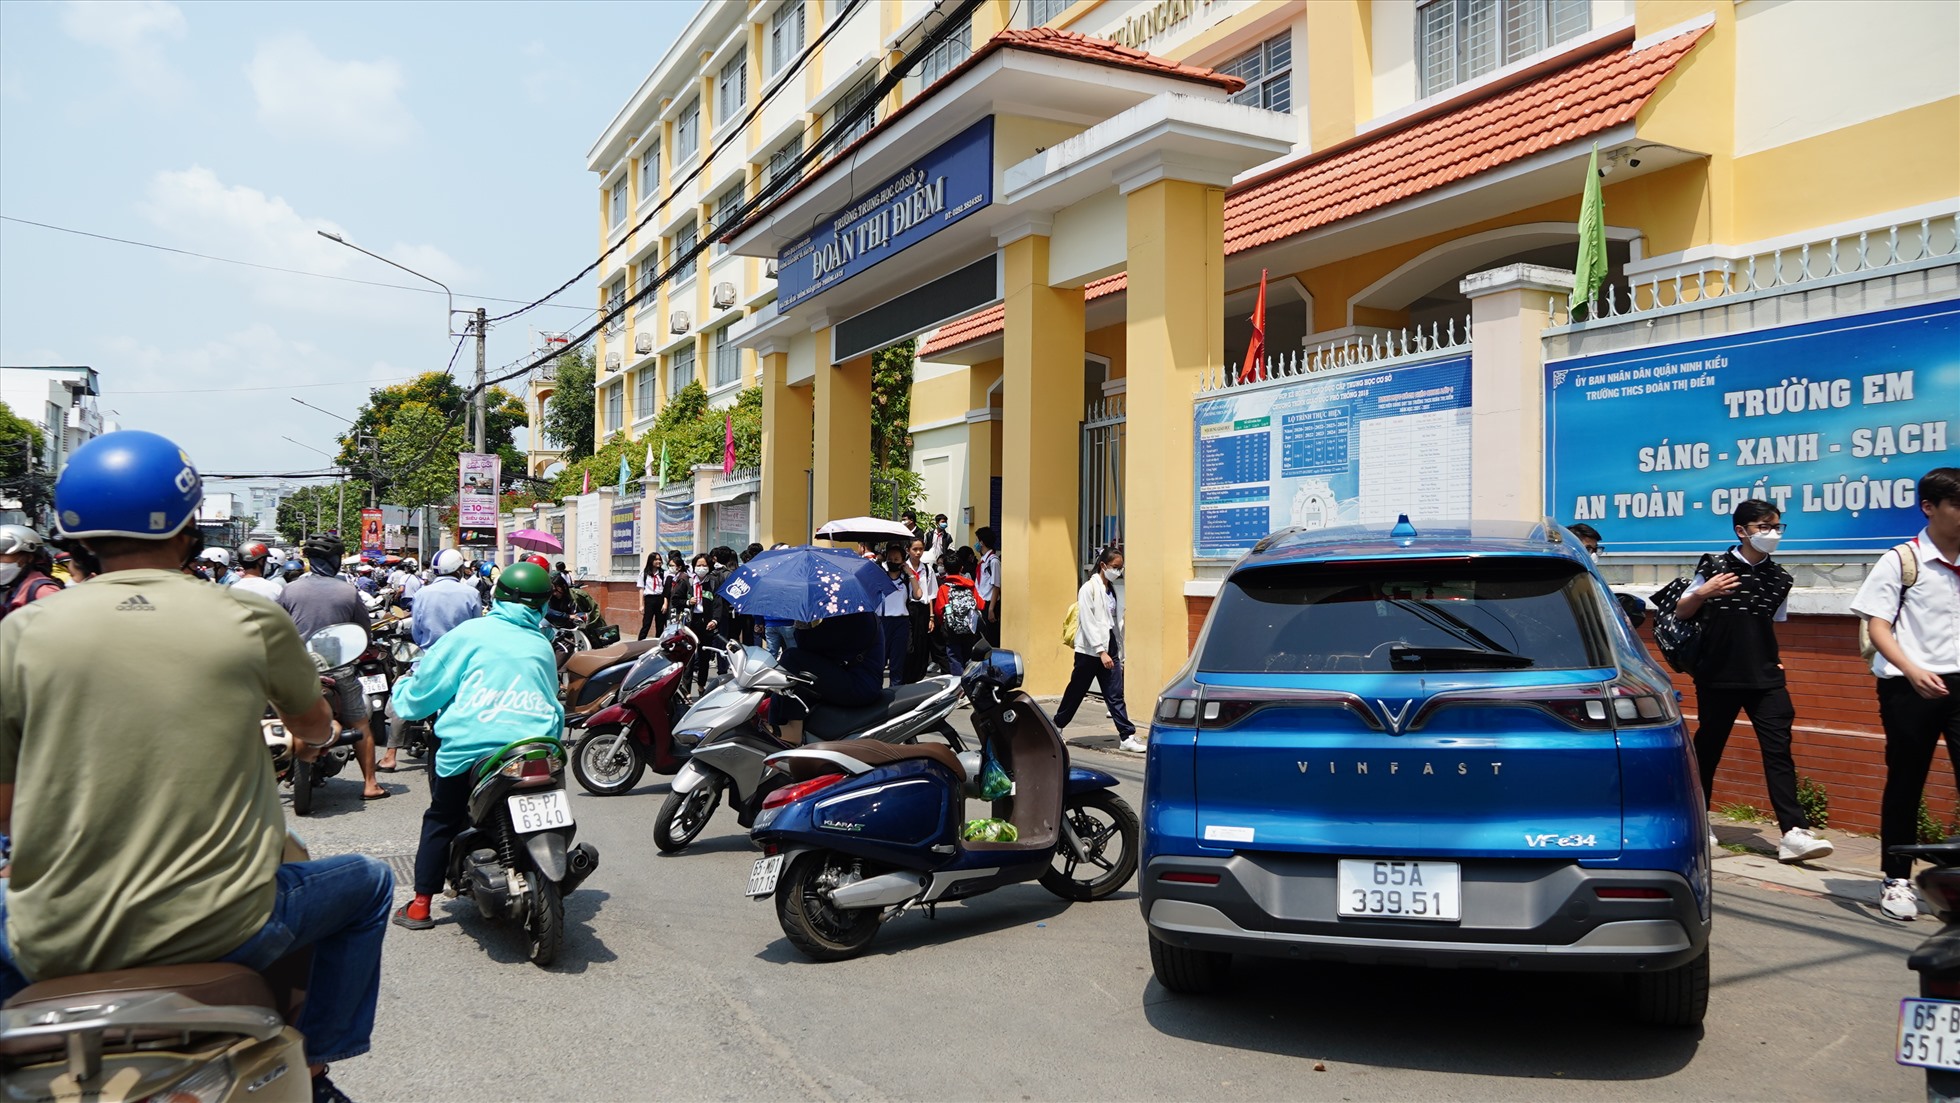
55;430;203;540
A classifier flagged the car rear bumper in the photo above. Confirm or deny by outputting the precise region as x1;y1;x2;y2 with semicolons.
1142;853;1707;972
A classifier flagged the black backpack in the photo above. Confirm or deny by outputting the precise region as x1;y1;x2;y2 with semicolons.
1649;553;1717;675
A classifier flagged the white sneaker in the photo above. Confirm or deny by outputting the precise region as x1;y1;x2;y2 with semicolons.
1882;878;1921;922
1777;826;1834;864
1709;832;1719;848
1118;737;1147;753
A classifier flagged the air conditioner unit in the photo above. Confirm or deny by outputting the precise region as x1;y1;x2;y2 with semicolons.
605;351;621;370
670;310;692;334
713;282;737;308
634;332;654;354
765;258;779;279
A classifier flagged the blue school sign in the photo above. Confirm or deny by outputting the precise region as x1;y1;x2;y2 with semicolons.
1543;299;1960;554
775;117;994;310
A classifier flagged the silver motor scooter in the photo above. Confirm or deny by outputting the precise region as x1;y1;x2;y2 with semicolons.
652;641;963;853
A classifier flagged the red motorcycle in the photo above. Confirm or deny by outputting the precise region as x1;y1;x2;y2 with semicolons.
571;627;700;795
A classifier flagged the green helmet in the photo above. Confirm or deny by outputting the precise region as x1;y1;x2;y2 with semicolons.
493;561;552;609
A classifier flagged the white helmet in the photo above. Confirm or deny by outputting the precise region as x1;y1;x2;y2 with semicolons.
199;546;231;567
433;548;468;576
265;547;288;567
0;524;45;557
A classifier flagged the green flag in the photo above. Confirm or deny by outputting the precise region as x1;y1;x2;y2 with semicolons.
657;441;668;489
1571;144;1607;318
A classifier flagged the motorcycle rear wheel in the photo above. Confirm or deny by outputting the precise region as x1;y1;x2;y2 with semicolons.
777;852;881;961
291;759;315;817
527;877;564;967
1040;790;1139;902
653;780;720;852
571;726;645;795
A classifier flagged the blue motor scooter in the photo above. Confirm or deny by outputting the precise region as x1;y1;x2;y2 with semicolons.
744;649;1139;960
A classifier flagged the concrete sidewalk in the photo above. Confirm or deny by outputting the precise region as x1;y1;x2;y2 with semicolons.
1042;699;1909;920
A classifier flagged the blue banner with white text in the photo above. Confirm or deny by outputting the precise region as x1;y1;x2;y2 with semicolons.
1543;299;1959;554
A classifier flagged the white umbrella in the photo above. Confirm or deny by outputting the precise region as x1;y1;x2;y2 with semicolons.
814;516;913;546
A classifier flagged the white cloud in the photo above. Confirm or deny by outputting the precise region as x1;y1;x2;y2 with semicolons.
245;34;414;148
137;166;469;320
60;0;187;100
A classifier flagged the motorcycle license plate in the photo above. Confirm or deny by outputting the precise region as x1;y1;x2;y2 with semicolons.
746;855;784;898
359;674;389;694
506;790;574;834
1899;998;1960;1070
1336;860;1461;921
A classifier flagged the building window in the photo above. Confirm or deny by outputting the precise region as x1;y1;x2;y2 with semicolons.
918;20;971;86
1219;32;1291;112
768;3;805;78
826;72;877;146
712;186;743;254
674;97;700;162
1029;0;1072;25
762;132;804;199
609;178;627;227
637;260;657;296
635;365;655;419
716;51;747;125
672;220;699;284
603;278;625;335
639;139;660;203
605;380;624;433
712;325;741;388
1419;0;1590;97
669;342;697;396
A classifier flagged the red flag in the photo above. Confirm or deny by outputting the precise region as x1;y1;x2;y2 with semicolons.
581;469;592;495
723;414;736;475
1236;269;1269;384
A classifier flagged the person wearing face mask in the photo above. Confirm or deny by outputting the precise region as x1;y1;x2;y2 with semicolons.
1053;547;1143;752
1672;499;1832;863
0;526;63;620
388;562;562;932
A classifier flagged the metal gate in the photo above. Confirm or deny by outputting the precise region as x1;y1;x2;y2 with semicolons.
1079;393;1125;569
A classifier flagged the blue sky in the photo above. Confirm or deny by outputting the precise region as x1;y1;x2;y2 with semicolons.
0;0;691;477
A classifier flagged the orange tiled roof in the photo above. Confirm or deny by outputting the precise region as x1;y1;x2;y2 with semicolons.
990;28;1245;93
919;272;1127;357
917;25;1707;357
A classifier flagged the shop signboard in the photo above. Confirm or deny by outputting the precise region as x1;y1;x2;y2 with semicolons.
775;117;994;310
458;453;500;548
1191;356;1473;558
1544;299;1958;554
611;500;638;556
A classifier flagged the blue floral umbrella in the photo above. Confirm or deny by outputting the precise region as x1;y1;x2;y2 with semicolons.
715;545;898;622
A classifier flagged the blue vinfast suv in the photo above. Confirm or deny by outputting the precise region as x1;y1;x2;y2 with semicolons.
1141;520;1711;1027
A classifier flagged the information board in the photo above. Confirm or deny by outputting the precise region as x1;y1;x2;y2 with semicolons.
1191;356;1473;557
655;496;694;556
1544;299;1958;554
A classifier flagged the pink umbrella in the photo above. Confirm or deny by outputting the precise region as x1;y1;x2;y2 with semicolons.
507;528;563;553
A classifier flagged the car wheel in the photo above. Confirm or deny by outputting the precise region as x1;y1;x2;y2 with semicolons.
1148;934;1230;994
1628;945;1709;1027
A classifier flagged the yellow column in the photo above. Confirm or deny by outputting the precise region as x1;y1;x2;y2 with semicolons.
759;350;813;545
998;234;1085;694
1124;177;1224;706
813;336;873;528
1304;1;1374;151
969;0;1016;40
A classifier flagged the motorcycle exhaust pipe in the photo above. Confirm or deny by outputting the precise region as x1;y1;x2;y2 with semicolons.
828;871;929;910
560;842;600;895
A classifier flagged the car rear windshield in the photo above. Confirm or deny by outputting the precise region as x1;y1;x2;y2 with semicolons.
1199;558;1609;674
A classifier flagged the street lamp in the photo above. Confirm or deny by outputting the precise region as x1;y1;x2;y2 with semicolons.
317;228;488;454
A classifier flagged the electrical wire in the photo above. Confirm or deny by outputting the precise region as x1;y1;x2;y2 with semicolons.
0;215;593;312
106;375;420;395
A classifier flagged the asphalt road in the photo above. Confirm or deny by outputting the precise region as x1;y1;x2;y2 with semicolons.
293;729;1926;1102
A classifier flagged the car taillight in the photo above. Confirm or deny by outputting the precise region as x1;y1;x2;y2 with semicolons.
1160;871;1221;885
1532;674;1678;731
1594;886;1670;899
761;773;842;810
1155;686;1200;725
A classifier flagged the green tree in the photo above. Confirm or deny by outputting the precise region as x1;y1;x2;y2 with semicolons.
276;479;372;545
540;349;597;461
0;400;50;522
869;341;921;518
334;372;525;508
548;381;762;500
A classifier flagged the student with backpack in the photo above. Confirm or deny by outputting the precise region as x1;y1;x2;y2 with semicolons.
933;566;986;676
1855;468;1960;921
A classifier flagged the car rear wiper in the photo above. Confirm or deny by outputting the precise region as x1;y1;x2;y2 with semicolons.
1388;645;1534;669
1385;598;1521;658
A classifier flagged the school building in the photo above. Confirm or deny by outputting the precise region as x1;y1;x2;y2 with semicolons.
532;0;1957;835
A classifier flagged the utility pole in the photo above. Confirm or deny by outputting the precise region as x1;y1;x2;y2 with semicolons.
337;469;345;535
473;307;488;454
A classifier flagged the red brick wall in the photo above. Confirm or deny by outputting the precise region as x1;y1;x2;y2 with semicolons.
1182;595;1939;835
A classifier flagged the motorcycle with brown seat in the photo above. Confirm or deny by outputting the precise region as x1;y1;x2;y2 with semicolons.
570;625;699;795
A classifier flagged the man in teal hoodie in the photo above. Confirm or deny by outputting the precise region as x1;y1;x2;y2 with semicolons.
389;561;562;930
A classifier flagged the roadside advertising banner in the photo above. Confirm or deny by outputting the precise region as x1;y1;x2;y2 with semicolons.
359;508;384;552
655;496;694;555
458;452;500;548
1544;300;1958;554
1191;356;1474;558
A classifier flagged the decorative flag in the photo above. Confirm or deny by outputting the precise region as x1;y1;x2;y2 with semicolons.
581;469;592;496
617;450;631;496
722;415;736;475
658;441;669;489
1236;269;1268;384
1571;144;1607;318
643;441;654;481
